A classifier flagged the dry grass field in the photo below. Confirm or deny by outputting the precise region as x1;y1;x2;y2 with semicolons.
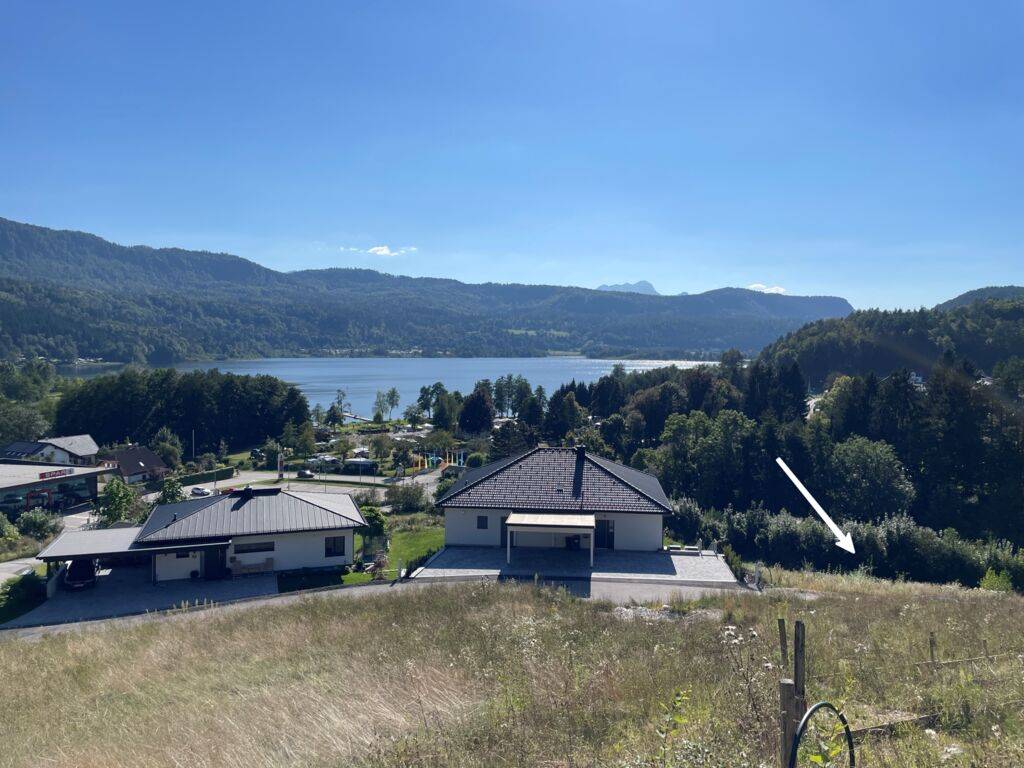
1;573;1023;768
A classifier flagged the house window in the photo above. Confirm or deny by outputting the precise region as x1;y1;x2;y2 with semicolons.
476;515;489;530
325;535;347;557
235;541;275;554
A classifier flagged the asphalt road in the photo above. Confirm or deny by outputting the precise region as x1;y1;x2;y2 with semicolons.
150;468;440;501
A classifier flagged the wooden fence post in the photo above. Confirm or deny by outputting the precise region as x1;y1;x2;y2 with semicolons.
793;620;807;717
929;631;937;666
778;618;789;671
779;621;809;768
779;679;798;768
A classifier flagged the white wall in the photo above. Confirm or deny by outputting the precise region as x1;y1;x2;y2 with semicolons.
153;529;356;581
154;551;202;581
596;512;663;551
229;529;354;571
37;447;74;465
444;508;503;546
444;508;663;552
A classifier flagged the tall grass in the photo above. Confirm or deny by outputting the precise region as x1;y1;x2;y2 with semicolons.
1;574;1022;767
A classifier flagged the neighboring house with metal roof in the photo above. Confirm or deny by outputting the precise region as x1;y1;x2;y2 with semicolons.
436;446;672;565
0;434;99;466
110;445;169;484
37;487;366;582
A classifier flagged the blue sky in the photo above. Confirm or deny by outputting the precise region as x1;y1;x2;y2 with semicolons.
2;2;1021;309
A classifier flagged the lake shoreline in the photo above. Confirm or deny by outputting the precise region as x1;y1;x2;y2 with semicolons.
60;356;712;417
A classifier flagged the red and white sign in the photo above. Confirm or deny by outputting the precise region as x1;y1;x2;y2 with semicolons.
38;468;75;480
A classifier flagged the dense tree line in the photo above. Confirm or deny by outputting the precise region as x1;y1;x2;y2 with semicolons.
759;297;1024;388
54;368;309;455
530;352;1024;588
0;358;60;446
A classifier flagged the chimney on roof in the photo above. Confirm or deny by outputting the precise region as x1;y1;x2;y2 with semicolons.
575;444;585;461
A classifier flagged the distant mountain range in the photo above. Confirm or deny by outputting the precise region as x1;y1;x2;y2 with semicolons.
0;217;853;364
596;280;661;296
596;280;691;297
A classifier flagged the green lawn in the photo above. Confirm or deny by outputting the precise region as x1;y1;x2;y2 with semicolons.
387;525;443;570
276;524;443;593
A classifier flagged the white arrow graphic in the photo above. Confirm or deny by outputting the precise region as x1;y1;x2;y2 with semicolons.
775;457;855;554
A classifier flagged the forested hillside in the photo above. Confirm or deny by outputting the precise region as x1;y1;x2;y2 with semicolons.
759;298;1024;388
538;354;1024;591
0;217;852;363
934;285;1024;311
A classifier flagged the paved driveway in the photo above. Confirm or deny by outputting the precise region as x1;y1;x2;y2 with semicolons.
414;546;741;588
2;566;279;629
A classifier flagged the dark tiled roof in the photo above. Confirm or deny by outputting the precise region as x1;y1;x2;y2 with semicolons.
112;446;168;476
0;441;46;459
437;447;671;514
136;487;366;544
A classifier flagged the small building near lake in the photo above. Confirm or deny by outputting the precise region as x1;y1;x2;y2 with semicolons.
437;445;671;566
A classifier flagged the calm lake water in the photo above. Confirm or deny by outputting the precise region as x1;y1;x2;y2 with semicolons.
163;357;705;418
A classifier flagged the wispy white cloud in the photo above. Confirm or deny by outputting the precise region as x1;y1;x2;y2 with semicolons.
342;244;417;258
747;283;787;294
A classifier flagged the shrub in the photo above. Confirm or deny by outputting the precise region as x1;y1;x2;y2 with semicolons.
465;452;486;468
15;509;63;540
0;517;18;545
384;483;430;514
2;571;45;604
353;488;381;507
720;543;745;580
980;568;1014;592
404;547;440;576
434;476;456;501
674;498;1024;593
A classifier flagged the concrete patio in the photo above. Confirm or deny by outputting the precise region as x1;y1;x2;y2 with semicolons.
412;546;742;588
3;566;279;629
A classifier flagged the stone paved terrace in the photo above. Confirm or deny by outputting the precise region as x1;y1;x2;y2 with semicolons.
412;546;742;588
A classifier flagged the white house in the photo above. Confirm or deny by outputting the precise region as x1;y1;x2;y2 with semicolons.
437;446;672;566
1;434;100;466
37;487;365;581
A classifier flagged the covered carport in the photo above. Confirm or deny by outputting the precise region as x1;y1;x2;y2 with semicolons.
504;512;596;566
36;527;232;582
36;527;144;576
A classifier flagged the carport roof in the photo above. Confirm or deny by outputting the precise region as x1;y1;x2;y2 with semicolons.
37;527;143;561
36;527;234;562
505;513;595;529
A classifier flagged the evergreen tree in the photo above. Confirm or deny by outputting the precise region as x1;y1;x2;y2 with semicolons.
458;386;496;435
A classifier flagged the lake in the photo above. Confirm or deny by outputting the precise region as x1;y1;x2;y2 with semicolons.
166;357;706;418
